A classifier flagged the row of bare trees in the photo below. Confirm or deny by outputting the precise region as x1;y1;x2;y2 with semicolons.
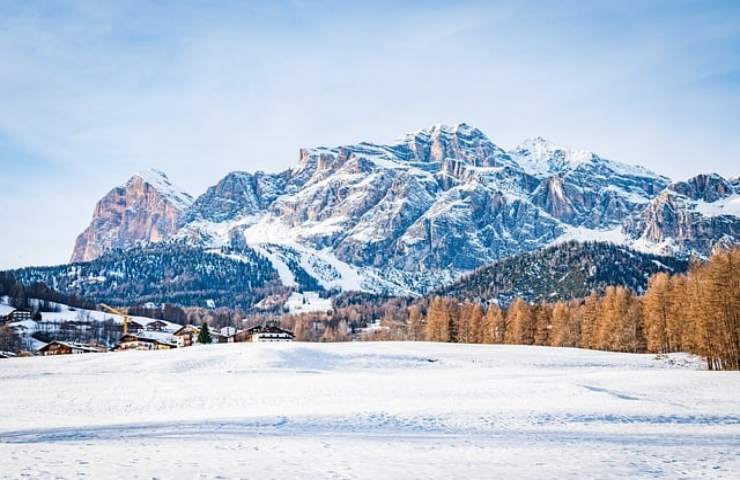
412;248;739;370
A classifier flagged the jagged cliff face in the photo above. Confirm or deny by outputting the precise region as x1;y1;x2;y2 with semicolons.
179;171;287;225
231;124;667;273
517;137;670;228
625;173;740;256
64;124;738;296
70;170;193;263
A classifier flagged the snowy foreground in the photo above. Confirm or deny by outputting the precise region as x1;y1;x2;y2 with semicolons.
1;343;739;479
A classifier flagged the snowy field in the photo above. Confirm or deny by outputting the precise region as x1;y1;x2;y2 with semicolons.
1;342;738;479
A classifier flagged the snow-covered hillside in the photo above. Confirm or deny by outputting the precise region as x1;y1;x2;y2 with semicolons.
284;291;333;314
0;342;737;479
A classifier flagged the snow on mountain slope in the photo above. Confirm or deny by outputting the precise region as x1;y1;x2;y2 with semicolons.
695;193;740;217
510;137;665;182
511;137;595;176
0;342;737;479
284;291;332;314
551;225;628;246
57;123;738;300
133;169;194;211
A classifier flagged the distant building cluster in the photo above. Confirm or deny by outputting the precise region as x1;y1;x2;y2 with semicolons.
1;303;294;358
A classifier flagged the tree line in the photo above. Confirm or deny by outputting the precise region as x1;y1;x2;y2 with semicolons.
353;247;739;370
0;273;96;312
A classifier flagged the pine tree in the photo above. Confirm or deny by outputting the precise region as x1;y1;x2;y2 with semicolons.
579;292;600;349
605;286;643;353
483;303;505;344
468;303;485;344
700;248;740;370
594;286;619;350
550;301;574;347
643;272;671;353
293;319;306;342
506;298;533;345
533;304;551;346
666;274;688;352
197;323;213;344
447;300;460;343
457;302;473;343
408;305;424;341
425;297;450;342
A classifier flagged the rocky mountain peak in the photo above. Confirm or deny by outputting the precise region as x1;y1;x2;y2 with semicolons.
510;137;597;177
128;169;194;210
668;173;736;202
70;170;193;263
400;122;516;168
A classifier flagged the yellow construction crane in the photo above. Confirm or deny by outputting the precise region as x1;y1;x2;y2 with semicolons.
100;303;130;336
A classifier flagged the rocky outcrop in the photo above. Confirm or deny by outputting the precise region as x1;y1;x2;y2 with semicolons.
180;171;286;225
70;170;193;263
513;137;670;228
531;176;577;222
670;173;735;202
624;173;740;256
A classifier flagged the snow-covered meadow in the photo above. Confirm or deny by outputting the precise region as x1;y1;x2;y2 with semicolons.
1;342;738;479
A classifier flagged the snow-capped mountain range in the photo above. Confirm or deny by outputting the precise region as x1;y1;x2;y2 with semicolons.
69;123;739;295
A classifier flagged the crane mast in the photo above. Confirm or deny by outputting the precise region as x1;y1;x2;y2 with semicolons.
100;303;130;336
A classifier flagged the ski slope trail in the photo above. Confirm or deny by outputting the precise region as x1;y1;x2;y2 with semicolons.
1;342;738;479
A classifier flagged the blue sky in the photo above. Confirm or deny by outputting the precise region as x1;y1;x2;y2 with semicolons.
1;0;739;268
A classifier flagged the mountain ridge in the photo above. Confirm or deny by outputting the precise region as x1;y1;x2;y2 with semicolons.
55;123;740;300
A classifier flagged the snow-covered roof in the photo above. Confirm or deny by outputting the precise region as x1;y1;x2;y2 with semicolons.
0;304;17;316
130;330;177;345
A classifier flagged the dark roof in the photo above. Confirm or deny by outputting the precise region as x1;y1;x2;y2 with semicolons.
2;308;31;318
118;333;176;347
247;324;294;336
173;325;200;336
38;341;103;353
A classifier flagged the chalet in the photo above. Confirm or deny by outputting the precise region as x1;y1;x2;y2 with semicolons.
127;320;145;332
234;329;250;343
247;322;294;343
216;326;239;344
1;308;32;324
9;322;32;335
173;325;200;347
220;326;236;337
60;320;90;333
38;341;106;356
114;333;176;351
146;320;169;332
